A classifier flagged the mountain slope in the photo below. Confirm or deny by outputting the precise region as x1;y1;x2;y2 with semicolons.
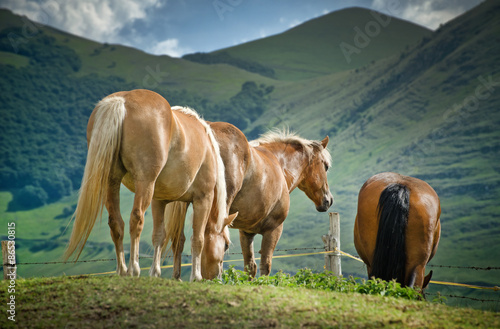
0;8;274;102
185;7;431;80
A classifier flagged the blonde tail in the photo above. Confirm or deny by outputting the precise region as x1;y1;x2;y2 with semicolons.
63;96;126;261
163;201;189;257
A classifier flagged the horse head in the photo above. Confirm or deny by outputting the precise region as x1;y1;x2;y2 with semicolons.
201;212;238;280
297;136;334;212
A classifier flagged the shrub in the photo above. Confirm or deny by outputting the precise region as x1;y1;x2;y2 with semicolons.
213;267;423;301
8;185;48;210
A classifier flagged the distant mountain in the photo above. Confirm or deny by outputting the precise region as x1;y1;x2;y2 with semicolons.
184;7;431;80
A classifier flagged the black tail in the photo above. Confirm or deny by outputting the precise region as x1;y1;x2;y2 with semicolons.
370;183;410;285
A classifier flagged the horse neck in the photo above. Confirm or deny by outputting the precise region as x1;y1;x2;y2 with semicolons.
261;142;308;192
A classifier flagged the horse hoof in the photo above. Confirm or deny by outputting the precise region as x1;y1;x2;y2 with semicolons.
117;267;128;276
149;268;161;278
190;274;203;282
127;265;141;277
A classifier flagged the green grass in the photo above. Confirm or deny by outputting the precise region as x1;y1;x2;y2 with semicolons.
0;51;29;67
0;272;498;328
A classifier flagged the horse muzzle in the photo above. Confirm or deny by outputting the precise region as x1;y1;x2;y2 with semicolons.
316;194;334;212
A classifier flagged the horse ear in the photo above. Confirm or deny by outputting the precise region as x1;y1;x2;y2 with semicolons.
224;212;238;227
321;136;329;148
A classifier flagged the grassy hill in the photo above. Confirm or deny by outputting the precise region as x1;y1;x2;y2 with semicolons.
1;275;498;328
1;0;499;312
184;7;431;80
0;9;273;102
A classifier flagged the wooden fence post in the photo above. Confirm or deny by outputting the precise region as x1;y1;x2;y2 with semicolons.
2;241;16;280
322;212;342;276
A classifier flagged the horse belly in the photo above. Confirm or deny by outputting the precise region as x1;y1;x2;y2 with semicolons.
152;165;196;201
121;173;135;193
229;187;286;233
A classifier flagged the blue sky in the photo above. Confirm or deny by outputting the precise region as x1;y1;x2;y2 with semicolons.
1;0;483;57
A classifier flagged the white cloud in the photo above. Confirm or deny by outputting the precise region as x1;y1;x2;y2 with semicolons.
148;38;192;57
2;0;160;43
278;16;303;29
288;19;302;29
372;0;473;30
399;1;464;30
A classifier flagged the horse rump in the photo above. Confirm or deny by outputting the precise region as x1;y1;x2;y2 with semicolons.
370;183;410;285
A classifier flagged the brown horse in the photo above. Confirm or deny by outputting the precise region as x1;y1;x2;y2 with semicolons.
168;126;334;279
354;172;441;289
63;89;231;281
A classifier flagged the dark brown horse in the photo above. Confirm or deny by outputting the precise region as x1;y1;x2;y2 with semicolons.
63;90;230;281
168;125;334;279
354;172;441;289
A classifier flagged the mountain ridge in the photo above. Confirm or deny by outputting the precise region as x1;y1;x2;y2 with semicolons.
184;6;432;80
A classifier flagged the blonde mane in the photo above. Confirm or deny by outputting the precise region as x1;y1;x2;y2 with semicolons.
250;128;332;167
171;105;202;121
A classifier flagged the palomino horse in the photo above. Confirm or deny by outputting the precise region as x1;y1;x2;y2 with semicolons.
63;89;231;281
354;172;441;289
168;125;334;279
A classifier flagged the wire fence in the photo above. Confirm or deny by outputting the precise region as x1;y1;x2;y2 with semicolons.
427;264;500;271
4;245;499;305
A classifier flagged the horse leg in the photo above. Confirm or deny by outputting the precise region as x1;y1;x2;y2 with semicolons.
239;230;257;277
128;181;155;277
354;214;373;278
406;264;426;288
149;199;167;277
259;223;284;276
190;194;213;282
172;221;186;280
106;169;127;276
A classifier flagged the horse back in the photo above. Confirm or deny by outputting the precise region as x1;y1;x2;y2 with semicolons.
209;122;251;205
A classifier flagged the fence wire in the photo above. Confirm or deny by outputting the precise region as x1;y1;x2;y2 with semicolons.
5;245;500;304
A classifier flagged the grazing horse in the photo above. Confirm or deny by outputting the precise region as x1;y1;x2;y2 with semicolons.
354;172;441;289
63;89;230;282
168;126;334;279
